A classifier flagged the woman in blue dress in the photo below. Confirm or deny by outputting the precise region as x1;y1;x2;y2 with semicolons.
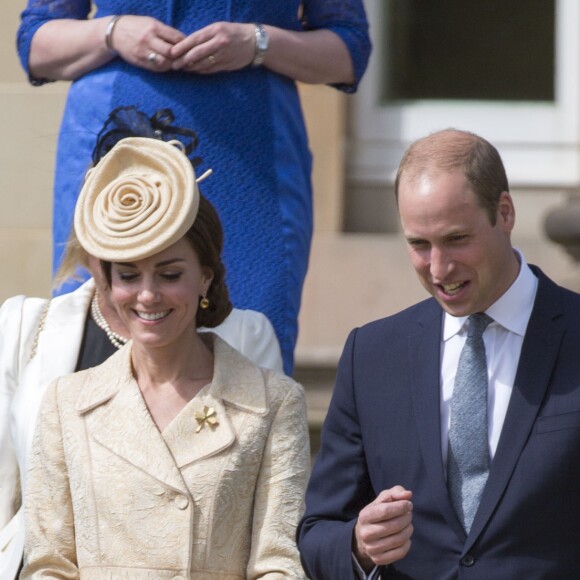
17;1;371;374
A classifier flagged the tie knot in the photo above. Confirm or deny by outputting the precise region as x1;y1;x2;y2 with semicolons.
467;313;493;338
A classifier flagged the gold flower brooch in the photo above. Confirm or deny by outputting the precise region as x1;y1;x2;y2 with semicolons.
195;406;219;433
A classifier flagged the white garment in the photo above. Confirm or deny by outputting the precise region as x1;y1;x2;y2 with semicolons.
440;252;538;466
0;279;283;579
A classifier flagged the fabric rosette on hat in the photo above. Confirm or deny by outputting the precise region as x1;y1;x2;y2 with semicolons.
74;137;199;261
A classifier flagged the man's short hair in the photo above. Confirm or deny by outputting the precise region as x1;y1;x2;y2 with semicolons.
394;129;509;225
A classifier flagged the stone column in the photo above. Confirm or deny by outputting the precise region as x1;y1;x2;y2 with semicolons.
545;196;580;261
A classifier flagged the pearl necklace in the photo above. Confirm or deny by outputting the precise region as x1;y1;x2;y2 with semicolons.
90;292;128;350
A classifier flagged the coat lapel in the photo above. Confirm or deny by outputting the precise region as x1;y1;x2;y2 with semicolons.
467;271;565;546
75;336;269;485
21;281;94;460
162;335;268;468
162;394;236;468
75;345;189;493
35;280;94;390
409;301;467;540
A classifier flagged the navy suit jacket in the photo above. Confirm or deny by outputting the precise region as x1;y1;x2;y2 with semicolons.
298;268;580;579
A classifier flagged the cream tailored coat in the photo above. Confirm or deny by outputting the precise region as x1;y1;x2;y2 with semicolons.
22;335;309;579
0;280;283;579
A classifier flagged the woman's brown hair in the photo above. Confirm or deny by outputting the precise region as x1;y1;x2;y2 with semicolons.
101;193;233;328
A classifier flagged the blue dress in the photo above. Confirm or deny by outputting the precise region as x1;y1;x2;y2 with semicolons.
17;0;371;374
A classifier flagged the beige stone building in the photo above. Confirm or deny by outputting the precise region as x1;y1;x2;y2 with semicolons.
2;2;578;430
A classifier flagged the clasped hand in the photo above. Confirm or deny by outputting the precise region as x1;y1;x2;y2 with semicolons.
112;16;256;73
353;486;414;572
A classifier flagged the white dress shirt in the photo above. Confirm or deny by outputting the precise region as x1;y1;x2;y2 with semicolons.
440;250;538;466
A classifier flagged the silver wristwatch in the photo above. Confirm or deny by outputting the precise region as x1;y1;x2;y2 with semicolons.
252;24;269;67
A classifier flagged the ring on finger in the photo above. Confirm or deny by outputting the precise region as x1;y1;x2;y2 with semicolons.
207;55;216;66
147;51;159;65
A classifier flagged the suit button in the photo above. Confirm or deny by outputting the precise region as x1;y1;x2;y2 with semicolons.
152;486;165;496
461;554;475;567
174;494;189;510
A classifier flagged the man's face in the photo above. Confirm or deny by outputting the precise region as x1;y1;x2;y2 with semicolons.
398;169;519;317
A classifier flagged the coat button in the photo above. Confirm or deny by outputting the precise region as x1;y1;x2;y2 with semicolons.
174;494;189;509
461;554;475;567
152;486;165;496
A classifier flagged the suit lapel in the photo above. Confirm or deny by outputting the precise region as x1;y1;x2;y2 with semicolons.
409;301;467;539
467;272;565;546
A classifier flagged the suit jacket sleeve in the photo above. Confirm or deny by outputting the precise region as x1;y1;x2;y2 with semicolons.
247;373;310;578
21;380;78;578
297;328;378;580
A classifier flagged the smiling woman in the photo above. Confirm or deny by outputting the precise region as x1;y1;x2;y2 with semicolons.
20;134;310;578
101;197;231;331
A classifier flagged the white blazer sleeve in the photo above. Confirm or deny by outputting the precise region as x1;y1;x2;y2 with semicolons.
0;296;26;533
201;308;284;372
0;295;50;580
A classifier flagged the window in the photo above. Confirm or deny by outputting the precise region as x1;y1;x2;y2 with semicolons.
349;0;580;190
381;1;554;103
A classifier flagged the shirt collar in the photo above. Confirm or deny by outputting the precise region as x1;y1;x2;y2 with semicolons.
443;248;538;341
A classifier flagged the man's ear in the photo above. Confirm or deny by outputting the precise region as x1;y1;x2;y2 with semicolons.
497;191;515;231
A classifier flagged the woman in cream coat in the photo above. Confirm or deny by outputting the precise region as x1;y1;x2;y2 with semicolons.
21;135;309;578
0;279;284;579
1;107;287;578
26;329;306;578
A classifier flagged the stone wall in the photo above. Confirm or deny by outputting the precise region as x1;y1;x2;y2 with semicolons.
0;2;63;300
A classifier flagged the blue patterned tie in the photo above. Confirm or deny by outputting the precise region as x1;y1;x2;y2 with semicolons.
447;313;493;533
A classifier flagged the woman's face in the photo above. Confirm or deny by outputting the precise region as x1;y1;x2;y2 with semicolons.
109;238;213;349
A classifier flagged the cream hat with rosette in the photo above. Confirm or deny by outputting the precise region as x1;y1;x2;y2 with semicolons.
74;137;199;261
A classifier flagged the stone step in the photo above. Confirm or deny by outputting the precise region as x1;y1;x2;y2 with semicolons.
293;363;337;457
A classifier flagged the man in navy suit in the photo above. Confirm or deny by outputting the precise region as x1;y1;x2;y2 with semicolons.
298;129;580;579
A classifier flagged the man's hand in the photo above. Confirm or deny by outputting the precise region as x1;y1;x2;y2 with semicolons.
353;486;413;572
